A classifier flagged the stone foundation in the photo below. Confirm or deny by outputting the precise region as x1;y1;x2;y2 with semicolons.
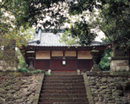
0;72;43;104
110;59;129;72
86;72;130;104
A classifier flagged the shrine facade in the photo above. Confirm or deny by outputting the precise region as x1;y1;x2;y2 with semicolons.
21;29;107;71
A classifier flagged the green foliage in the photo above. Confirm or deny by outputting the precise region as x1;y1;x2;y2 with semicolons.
100;0;130;47
0;0;100;47
61;19;97;46
0;26;34;66
1;0;40;27
60;30;79;46
17;68;29;73
99;48;112;71
28;70;43;74
69;0;97;15
101;37;111;44
16;48;27;69
17;68;43;74
1;0;130;51
18;57;27;70
68;0;130;47
45;72;51;75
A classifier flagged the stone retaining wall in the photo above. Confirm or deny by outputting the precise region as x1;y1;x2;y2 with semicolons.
110;60;129;72
86;72;130;104
0;72;44;104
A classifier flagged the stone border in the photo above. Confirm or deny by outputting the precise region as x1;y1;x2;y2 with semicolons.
83;72;94;104
33;73;45;104
111;56;129;60
87;71;130;77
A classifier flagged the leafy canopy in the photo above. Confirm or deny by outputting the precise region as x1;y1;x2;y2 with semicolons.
1;0;130;47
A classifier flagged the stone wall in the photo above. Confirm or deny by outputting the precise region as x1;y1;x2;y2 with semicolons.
86;72;130;104
110;59;129;72
0;72;44;104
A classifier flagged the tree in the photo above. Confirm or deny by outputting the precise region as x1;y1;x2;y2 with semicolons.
0;4;33;66
100;0;130;48
1;0;70;69
60;19;97;46
1;0;130;48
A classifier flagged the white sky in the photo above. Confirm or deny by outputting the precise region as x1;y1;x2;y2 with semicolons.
94;30;106;42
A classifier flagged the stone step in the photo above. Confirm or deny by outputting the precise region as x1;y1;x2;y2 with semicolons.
43;82;85;86
46;75;83;78
39;98;88;103
51;71;78;75
40;94;87;98
38;74;88;104
42;84;85;87
45;77;83;81
41;90;86;94
42;86;85;90
44;79;84;83
39;102;88;104
45;77;83;82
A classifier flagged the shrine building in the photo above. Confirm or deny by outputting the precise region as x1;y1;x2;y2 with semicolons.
21;29;108;71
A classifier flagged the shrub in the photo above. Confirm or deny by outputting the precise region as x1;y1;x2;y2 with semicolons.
17;68;29;73
28;70;43;74
99;48;112;71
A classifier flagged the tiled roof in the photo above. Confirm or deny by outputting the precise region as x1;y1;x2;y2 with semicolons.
28;29;103;47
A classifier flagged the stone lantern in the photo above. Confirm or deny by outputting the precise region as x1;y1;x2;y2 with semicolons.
27;50;35;71
91;47;101;71
28;57;34;71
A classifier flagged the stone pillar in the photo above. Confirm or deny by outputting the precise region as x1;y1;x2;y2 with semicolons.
110;42;129;72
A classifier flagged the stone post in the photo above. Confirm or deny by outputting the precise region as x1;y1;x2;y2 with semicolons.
110;42;129;72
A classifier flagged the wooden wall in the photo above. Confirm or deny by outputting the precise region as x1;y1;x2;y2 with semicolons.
50;58;77;70
77;59;93;70
34;59;93;71
65;51;76;57
36;51;50;59
34;60;50;69
52;51;63;57
78;51;92;59
33;50;94;71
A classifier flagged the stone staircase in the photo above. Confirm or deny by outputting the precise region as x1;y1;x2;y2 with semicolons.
38;71;89;104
